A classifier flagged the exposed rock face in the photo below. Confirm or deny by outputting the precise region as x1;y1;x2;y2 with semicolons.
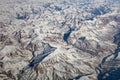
0;0;120;80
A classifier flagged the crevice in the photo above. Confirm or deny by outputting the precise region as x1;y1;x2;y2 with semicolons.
63;27;74;44
19;43;56;75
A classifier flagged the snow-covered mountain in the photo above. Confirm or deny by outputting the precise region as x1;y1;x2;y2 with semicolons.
0;0;120;80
